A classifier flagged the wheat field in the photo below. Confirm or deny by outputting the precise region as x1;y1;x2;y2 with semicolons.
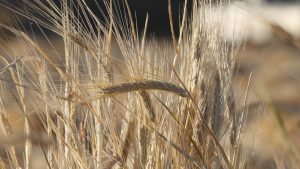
0;0;299;169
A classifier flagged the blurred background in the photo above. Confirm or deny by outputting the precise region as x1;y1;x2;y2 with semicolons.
0;0;300;168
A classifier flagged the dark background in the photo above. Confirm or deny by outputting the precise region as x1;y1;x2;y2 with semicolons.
1;0;299;37
1;0;192;37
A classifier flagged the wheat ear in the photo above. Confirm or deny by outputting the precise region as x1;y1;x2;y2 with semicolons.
99;80;188;97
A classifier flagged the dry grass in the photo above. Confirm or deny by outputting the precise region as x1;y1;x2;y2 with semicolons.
1;0;298;169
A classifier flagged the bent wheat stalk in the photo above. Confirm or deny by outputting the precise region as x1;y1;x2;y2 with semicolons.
63;80;187;103
99;80;188;97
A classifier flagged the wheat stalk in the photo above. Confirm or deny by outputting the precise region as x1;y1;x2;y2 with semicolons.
99;80;188;97
0;0;255;168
